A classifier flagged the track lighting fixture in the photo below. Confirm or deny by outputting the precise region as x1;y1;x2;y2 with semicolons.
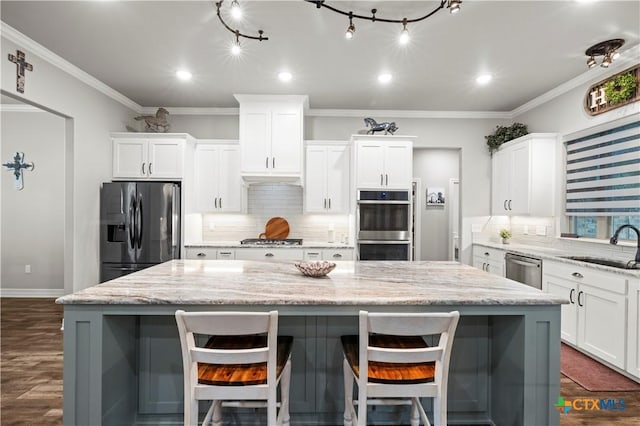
585;39;625;69
215;0;267;51
307;0;461;43
345;12;355;40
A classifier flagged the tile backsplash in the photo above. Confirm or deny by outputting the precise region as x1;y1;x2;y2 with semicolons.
191;184;352;243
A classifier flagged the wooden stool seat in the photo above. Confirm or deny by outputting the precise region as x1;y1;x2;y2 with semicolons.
341;334;435;384
199;335;293;386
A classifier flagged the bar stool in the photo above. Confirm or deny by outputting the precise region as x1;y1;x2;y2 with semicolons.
341;310;460;426
175;310;293;426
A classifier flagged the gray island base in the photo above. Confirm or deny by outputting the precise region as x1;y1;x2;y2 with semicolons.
57;260;566;426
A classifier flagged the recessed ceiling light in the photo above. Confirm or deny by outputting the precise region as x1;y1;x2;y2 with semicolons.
378;73;393;84
176;70;192;81
476;74;492;85
278;72;292;82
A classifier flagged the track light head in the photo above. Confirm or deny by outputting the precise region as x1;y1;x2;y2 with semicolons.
399;19;410;45
448;0;462;14
587;56;597;68
345;13;355;40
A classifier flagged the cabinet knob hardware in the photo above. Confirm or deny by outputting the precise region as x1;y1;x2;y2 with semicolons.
503;200;507;210
197;253;206;257
272;157;275;168
333;254;342;258
214;197;218;209
380;174;384;186
569;288;575;304
142;162;146;175
219;252;232;255
219;198;222;209
265;253;274;257
577;290;584;307
484;252;490;256
266;157;269;168
149;162;153;175
308;252;320;256
324;199;327;209
572;272;583;278
328;198;331;209
385;174;388;186
508;199;512;210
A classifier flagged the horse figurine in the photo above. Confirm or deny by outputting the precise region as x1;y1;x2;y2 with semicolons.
134;107;170;133
364;117;398;135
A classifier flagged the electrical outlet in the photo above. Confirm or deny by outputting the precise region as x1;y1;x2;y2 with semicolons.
523;225;529;235
536;226;547;236
25;264;31;274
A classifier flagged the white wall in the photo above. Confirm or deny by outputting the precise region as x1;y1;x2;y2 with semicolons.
1;109;65;295
413;149;460;261
1;34;137;293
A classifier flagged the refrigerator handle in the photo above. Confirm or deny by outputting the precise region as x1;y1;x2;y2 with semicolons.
137;197;143;249
172;186;178;246
129;196;136;248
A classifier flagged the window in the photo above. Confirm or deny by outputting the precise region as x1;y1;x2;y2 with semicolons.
565;117;639;241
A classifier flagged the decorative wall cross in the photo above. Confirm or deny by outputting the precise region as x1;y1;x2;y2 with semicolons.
3;152;34;190
7;50;33;94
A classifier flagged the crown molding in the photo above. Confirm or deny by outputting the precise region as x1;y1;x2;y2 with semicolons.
1;21;142;113
306;109;512;119
512;43;640;118
140;107;239;116
0;104;43;112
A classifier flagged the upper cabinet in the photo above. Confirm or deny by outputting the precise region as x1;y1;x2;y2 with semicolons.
193;142;242;213
352;135;414;189
236;95;307;182
112;133;190;180
491;133;558;216
305;142;350;213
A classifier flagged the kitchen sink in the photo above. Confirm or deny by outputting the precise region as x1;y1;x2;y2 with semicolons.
560;256;639;270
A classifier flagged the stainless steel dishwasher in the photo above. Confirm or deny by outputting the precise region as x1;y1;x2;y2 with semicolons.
505;253;542;289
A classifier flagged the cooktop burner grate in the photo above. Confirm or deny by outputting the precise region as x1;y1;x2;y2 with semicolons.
240;238;303;246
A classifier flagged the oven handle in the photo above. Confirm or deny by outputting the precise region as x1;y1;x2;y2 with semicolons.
357;200;410;205
358;240;410;244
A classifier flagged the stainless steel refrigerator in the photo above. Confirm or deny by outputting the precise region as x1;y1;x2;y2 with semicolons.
100;182;180;282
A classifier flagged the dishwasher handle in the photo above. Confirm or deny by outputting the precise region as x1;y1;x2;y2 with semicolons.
509;258;541;268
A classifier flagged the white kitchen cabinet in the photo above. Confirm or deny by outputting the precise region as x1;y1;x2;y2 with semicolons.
236;95;306;179
305;143;350;213
235;248;303;261
491;133;557;216
322;248;354;261
353;136;414;189
194;143;241;213
112;134;188;180
472;246;505;277
543;260;628;369
627;278;640;379
184;247;216;259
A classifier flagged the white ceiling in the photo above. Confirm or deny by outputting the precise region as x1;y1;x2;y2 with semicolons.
1;1;639;111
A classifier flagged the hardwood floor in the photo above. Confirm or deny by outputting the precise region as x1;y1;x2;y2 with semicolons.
1;297;639;425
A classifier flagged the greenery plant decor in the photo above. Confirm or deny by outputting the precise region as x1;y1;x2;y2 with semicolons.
485;123;529;155
604;72;637;105
499;228;512;244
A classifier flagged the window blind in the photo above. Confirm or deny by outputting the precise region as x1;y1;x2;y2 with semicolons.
565;120;640;216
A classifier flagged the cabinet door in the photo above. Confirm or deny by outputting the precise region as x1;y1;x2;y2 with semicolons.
326;146;350;213
194;145;218;212
271;110;301;174
322;249;354;261
384;143;412;189
240;111;270;173
217;146;241;212
216;249;235;260
235;248;303;261
508;142;530;214
486;261;504;277
544;274;578;345
355;143;384;188
627;280;640;379
184;248;216;259
148;139;184;179
305;147;328;212
303;250;323;261
578;283;627;369
113;139;147;178
491;149;510;214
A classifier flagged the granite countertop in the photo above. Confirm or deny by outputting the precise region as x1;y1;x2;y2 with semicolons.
473;241;640;277
185;241;354;249
56;260;566;306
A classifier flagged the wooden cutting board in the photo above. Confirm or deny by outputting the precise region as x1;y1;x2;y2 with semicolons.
259;217;290;239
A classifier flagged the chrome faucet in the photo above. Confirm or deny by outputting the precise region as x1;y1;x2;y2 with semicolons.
609;224;640;263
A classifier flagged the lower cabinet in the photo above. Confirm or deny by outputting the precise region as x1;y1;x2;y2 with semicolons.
543;260;628;370
186;247;353;261
472;246;505;277
184;248;235;260
235;248;303;261
627;278;640;378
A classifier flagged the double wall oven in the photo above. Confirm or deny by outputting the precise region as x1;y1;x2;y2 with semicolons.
357;190;411;260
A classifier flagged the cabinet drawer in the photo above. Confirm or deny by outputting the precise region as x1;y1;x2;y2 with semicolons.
215;249;235;260
184;248;217;259
322;249;354;261
544;261;628;295
304;250;323;261
236;248;303;261
473;246;505;263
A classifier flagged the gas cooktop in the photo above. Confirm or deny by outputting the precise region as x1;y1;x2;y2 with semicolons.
240;238;303;246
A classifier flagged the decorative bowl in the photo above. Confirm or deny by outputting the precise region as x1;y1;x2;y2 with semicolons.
294;261;336;278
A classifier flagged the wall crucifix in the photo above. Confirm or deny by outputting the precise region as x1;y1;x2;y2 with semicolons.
7;50;33;93
3;152;34;190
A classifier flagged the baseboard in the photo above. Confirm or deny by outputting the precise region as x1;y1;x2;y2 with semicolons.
0;288;65;298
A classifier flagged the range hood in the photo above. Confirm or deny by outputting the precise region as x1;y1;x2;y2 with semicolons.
242;174;303;186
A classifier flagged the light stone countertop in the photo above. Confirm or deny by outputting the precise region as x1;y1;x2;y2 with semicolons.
57;260;566;306
473;241;640;278
185;241;354;249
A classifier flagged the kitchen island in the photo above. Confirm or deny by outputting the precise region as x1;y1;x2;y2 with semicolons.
57;260;566;425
